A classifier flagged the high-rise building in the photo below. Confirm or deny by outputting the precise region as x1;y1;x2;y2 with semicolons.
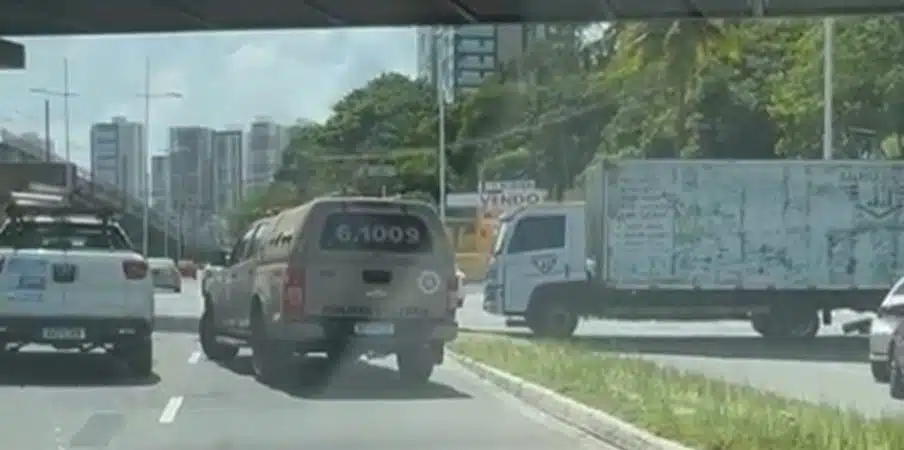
212;129;243;214
428;25;548;101
416;27;438;83
150;154;168;211
245;116;289;194
168;126;214;251
89;116;145;200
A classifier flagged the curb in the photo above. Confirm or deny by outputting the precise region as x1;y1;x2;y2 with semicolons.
449;351;694;450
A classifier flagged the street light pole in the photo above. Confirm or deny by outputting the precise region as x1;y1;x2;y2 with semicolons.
434;27;449;224
823;18;835;161
30;57;78;189
137;56;183;256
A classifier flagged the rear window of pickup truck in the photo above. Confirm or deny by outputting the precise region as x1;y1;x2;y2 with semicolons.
0;221;132;251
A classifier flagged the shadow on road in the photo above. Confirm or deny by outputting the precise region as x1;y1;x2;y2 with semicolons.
0;352;161;387
220;355;471;401
154;316;198;334
472;329;868;363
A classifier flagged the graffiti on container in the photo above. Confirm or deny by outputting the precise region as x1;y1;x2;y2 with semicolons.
608;163;904;287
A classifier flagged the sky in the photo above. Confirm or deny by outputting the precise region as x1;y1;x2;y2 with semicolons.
0;28;417;168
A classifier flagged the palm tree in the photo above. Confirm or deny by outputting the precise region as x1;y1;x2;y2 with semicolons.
615;20;738;153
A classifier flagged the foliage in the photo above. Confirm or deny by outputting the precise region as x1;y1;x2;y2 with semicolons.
453;333;904;450
237;17;904;229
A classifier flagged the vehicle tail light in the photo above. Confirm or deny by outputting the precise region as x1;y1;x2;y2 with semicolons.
447;276;461;310
281;266;305;318
123;260;148;280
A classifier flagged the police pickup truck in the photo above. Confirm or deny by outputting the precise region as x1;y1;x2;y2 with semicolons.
0;184;154;376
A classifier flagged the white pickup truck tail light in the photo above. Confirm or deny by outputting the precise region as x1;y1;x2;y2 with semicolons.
122;260;148;280
281;266;305;318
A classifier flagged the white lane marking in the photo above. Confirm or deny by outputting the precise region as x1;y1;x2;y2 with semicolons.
188;350;201;364
159;396;184;424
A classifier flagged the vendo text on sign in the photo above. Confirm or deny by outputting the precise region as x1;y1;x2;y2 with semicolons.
479;189;548;211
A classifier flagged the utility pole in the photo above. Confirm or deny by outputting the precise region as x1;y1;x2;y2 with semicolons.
30;57;78;189
434;26;449;224
43;99;50;161
137;56;182;256
822;18;835;161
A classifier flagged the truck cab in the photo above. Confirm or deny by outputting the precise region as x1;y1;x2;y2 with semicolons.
483;202;588;337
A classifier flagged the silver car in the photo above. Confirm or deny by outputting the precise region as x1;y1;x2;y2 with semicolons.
149;257;182;292
870;275;904;382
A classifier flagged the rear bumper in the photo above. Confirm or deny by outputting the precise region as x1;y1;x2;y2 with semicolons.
0;316;152;345
266;318;458;353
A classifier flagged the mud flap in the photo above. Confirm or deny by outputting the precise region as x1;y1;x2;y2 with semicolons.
431;342;444;364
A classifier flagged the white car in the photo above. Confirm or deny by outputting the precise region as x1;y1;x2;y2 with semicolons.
148;257;181;292
0;190;154;377
870;275;904;382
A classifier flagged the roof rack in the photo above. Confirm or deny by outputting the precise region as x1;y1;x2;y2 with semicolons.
4;182;118;222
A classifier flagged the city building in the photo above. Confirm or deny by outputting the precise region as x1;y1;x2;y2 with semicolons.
89;116;145;200
212;129;243;214
150;154;168;211
416;27;438;82
168;126;214;251
424;25;549;101
245;116;289;194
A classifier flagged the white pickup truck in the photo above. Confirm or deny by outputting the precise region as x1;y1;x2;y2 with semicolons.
0;185;155;376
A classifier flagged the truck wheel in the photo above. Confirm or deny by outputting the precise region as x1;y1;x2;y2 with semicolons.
526;301;579;339
397;346;434;385
199;309;238;362
751;309;819;339
124;338;153;378
873;360;892;383
250;313;293;385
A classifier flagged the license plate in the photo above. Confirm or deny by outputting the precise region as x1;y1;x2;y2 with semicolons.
354;322;394;336
42;327;86;340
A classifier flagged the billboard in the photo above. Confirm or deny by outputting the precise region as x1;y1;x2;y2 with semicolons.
476;180;548;253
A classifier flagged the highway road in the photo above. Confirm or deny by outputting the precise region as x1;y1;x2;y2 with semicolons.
0;279;611;450
456;283;904;418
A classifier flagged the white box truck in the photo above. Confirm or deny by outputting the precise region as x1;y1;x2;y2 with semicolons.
482;159;904;338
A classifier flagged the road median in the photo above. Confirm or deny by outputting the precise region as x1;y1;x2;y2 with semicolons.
449;333;904;450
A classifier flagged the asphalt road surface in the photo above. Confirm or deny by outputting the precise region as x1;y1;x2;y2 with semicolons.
456;283;904;418
0;279;612;450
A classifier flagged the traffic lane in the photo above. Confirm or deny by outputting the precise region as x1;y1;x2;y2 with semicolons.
457;283;866;336
123;350;611;450
0;332;198;450
155;278;203;333
457;287;904;417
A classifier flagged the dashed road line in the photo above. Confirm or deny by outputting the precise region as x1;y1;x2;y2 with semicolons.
159;396;184;424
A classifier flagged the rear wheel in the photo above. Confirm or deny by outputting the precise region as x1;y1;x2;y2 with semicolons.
397;345;435;385
751;308;819;339
873;360;891;383
122;338;153;378
250;312;293;384
199;309;238;362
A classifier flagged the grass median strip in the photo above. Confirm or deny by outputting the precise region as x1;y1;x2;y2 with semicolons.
450;333;904;450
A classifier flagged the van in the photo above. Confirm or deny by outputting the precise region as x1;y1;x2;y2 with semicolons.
200;197;459;384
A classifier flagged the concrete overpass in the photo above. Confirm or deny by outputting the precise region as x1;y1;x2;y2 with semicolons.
0;134;182;258
0;0;899;36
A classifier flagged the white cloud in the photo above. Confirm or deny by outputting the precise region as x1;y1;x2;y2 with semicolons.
0;28;417;168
